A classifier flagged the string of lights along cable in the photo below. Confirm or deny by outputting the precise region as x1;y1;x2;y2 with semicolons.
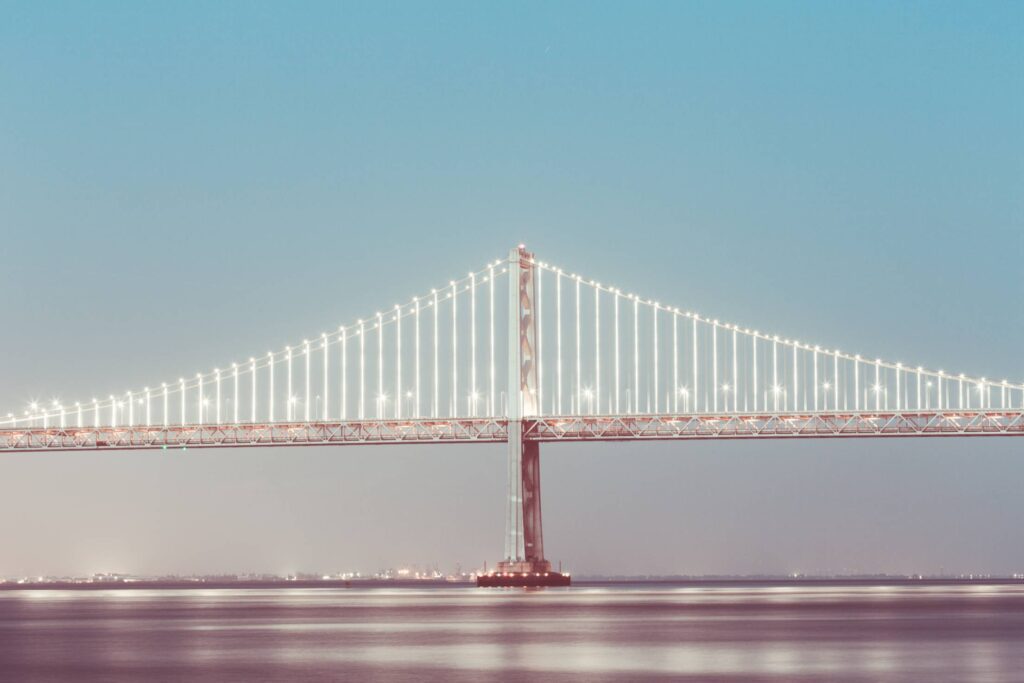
3;246;1023;451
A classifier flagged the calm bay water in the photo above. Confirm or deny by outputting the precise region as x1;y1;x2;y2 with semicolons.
2;582;1023;682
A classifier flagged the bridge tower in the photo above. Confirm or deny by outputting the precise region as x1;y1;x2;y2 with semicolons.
479;245;569;587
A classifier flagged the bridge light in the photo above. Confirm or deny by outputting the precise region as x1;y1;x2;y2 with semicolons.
822;382;832;391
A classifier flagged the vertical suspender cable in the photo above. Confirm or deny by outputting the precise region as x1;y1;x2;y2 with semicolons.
575;276;581;413
489;266;495;416
594;284;600;414
614;292;620;414
451;281;457;416
395;305;402;419
470;274;476;416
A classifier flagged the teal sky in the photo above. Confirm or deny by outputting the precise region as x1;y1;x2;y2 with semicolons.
1;2;1022;577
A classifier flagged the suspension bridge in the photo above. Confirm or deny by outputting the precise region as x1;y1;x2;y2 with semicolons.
3;246;1022;585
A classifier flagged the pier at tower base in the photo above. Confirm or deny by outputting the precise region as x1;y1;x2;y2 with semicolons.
477;560;571;587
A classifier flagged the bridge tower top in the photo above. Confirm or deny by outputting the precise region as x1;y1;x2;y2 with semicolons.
508;245;539;419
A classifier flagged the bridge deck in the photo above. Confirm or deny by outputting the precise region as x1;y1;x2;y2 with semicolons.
1;411;1022;452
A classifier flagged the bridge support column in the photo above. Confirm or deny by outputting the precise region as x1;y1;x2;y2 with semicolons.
498;420;548;573
480;421;567;585
521;436;544;566
479;245;567;587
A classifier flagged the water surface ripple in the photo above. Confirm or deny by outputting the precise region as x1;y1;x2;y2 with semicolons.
2;582;1023;682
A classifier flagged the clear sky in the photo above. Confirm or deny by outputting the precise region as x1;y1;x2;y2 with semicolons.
1;1;1022;577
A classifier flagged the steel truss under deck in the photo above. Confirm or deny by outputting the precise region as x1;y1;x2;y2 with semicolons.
2;410;1022;452
525;410;1024;441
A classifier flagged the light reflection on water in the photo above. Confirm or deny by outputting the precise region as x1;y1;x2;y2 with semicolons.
1;583;1023;682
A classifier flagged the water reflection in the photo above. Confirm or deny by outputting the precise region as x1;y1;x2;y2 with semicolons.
1;583;1023;682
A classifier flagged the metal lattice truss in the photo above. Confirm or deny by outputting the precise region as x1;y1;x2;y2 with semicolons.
0;419;507;453
526;410;1024;441
3;410;1022;452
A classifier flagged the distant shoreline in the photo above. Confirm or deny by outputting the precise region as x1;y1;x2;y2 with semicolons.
3;577;1022;591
